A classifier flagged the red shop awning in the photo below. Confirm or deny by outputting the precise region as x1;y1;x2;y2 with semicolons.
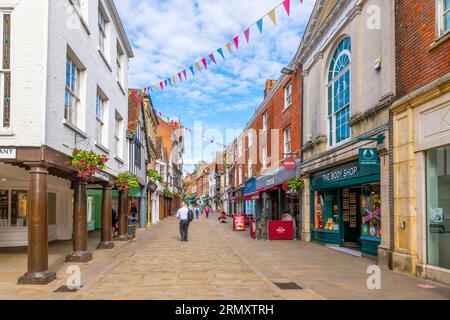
244;191;260;200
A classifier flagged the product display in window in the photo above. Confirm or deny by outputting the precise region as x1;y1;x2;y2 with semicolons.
360;187;381;238
11;191;28;227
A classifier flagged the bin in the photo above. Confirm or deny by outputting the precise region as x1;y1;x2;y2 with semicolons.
128;218;137;239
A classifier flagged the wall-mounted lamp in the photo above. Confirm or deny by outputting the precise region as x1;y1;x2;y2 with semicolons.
281;66;295;75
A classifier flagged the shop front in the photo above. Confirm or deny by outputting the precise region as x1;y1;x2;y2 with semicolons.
244;177;259;226
310;160;381;257
231;188;244;215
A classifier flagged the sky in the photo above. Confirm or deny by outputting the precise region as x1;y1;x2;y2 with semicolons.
115;0;315;171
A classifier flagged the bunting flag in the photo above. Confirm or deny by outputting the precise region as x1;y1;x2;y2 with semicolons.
217;48;225;60
233;36;239;50
244;28;250;43
225;42;232;54
256;18;263;33
283;0;291;16
268;9;277;25
138;0;305;93
209;53;216;64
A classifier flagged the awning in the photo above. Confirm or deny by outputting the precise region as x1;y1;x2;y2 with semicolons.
244;190;260;200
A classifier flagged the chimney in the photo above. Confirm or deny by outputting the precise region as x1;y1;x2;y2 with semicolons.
264;79;276;98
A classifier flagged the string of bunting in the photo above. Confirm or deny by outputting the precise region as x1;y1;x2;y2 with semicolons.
133;0;304;95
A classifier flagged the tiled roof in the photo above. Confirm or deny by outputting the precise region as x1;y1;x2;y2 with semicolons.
127;89;141;134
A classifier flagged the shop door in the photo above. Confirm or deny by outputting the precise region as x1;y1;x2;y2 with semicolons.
342;188;361;247
271;197;278;221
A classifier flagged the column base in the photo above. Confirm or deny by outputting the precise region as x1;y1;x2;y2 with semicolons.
18;270;56;285
116;235;129;241
66;251;93;263
97;241;115;250
392;251;419;275
377;246;392;270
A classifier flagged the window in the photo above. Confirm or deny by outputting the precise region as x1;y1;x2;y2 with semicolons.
248;157;253;177
0;12;11;128
114;112;123;158
116;44;124;86
135;122;142;168
72;0;86;18
263;112;268;131
0;190;30;228
262;145;268;170
65;56;82;127
248;131;253;147
426;145;450;269
98;6;108;57
327;37;351;147
284;126;291;157
96;93;107;146
437;0;450;36
284;81;292;109
238;165;243;185
238;140;243;158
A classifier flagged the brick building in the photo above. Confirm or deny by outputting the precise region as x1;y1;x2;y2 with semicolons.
391;0;450;285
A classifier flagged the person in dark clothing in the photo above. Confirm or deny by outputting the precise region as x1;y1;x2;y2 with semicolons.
111;208;117;236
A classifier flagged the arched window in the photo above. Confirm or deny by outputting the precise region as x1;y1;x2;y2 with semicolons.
327;37;351;146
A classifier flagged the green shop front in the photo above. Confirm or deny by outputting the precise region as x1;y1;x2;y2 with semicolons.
87;187;142;231
310;160;381;257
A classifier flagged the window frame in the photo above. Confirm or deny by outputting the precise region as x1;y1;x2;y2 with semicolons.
284;81;293;110
284;126;291;158
95;91;108;147
437;0;450;37
262;112;268;132
327;37;352;148
98;5;109;58
114;112;123;159
0;11;12;129
116;43;124;86
65;55;82;127
262;145;268;170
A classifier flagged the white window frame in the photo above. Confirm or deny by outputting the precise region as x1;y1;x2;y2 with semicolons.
98;5;109;58
437;0;450;37
263;112;268;132
284;81;292;109
238;165;243;185
262;145;268;170
96;92;108;147
65;55;82;128
114;112;123;159
0;11;11;130
248;157;253;177
284;126;291;158
116;43;124;86
248;131;253;147
238;140;243;158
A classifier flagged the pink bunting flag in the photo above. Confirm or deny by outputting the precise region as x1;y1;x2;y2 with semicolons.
283;0;291;16
160;82;164;90
202;58;208;70
244;28;250;43
209;53;216;64
183;70;187;80
178;72;182;81
233;36;239;50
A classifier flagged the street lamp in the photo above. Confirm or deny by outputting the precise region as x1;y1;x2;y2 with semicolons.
281;66;295;75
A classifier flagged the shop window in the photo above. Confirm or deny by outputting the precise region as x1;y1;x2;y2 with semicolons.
314;190;339;230
327;37;351;147
426;145;450;269
1;12;11;128
437;0;450;37
11;190;28;227
0;190;8;227
360;186;381;238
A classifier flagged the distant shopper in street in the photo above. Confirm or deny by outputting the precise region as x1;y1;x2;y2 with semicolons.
176;201;192;241
205;206;211;219
282;211;293;221
195;206;200;220
112;208;117;236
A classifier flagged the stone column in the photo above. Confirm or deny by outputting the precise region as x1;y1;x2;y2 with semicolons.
97;184;114;249
117;189;128;241
19;165;56;285
66;179;92;262
139;185;147;229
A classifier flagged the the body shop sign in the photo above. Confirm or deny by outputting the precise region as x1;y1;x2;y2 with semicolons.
322;166;359;182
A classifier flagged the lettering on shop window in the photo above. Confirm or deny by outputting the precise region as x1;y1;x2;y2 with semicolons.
0;147;15;159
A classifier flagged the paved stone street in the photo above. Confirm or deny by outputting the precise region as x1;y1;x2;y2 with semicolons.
0;215;449;300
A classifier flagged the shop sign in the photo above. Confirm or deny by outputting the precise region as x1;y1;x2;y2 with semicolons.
283;157;296;170
244;178;257;194
0;147;16;159
359;148;379;165
233;214;246;231
94;170;109;182
322;166;359;183
265;178;275;187
268;220;294;240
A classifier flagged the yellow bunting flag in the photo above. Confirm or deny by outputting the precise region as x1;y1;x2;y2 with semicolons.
196;62;202;72
154;84;158;90
225;42;233;54
172;75;176;85
268;9;277;26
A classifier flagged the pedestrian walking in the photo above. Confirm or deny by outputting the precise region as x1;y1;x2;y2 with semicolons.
195;206;200;219
205;205;211;219
176;201;193;241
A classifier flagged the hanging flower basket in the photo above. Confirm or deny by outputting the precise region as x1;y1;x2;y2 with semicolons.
163;188;173;198
71;149;108;180
115;172;139;192
287;177;305;191
147;169;162;182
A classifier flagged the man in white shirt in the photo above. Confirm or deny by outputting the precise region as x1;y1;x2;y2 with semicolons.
176;202;190;241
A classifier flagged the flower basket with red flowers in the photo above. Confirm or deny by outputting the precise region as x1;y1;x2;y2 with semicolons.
71;149;108;180
115;172;139;191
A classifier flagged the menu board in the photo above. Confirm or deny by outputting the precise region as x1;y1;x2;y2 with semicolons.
343;188;350;222
350;191;357;228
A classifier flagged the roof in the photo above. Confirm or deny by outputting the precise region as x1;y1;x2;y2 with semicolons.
127;89;141;134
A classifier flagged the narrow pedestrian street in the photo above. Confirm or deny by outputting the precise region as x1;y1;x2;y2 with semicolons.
1;215;449;300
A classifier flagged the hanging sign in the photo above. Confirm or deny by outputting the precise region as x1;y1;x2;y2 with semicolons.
359;148;379;166
283;156;296;170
